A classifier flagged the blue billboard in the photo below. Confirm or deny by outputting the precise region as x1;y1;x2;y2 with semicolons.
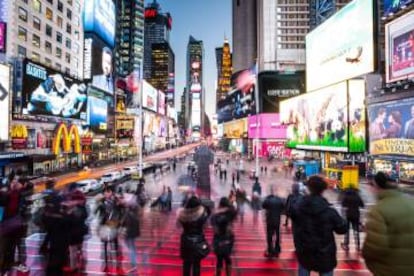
82;0;115;47
384;0;414;17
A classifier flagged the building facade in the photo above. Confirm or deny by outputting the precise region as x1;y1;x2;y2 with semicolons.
149;42;174;100
216;39;232;103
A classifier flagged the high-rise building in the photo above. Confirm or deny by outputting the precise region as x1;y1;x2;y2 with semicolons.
3;0;84;78
143;0;172;80
309;0;351;30
115;0;145;77
216;39;232;103
149;42;174;102
232;0;257;73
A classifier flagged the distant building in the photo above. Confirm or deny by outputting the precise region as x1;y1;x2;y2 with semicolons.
216;39;232;104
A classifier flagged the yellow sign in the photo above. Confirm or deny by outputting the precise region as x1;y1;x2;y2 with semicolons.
223;118;247;139
11;125;28;139
370;139;414;157
52;124;81;155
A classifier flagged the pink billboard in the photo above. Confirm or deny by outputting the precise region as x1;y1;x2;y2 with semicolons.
0;22;6;53
253;141;291;158
248;113;287;139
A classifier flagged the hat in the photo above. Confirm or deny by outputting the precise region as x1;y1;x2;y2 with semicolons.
185;196;201;209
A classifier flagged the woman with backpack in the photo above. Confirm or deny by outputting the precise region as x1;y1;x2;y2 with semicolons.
211;197;237;276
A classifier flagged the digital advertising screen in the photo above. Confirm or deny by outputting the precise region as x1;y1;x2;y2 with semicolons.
158;90;166;115
82;0;115;47
84;34;114;94
143;111;156;136
142;81;158;112
348;80;366;152
87;87;108;133
306;0;375;91
368;97;414;156
0;22;6;53
159;117;167;137
384;0;414;17
189;56;202;93
280;82;349;152
21;59;87;120
385;10;414;83
116;116;134;138
0;64;10;141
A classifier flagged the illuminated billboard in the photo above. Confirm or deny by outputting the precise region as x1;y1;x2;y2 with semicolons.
0;64;10;141
87;87;108;133
306;0;375;91
158;90;166;115
384;0;414;17
21;60;87;120
0;22;6;53
82;0;115;47
348;80;366;152
142;81;158;112
385;10;414;83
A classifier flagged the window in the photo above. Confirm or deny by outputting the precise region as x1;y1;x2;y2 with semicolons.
66;9;72;20
55;63;61;70
65;53;70;63
46;24;52;37
57;1;63;12
18;7;28;21
67;0;73;6
18;26;27;41
66;23;71;34
65;67;70;75
56;47;62;58
45;58;52;66
65;38;71;49
31;52;40;62
45;41;52;53
32;34;40;47
56;32;62;43
33;0;41;12
46;7;53;20
56;16;63;28
33;16;41;30
17;45;26;57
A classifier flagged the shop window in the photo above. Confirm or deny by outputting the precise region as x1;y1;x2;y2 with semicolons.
18;7;28;21
33;0;41;12
17;45;26;57
46;24;52;37
33;16;41;30
46;7;53;20
56;31;62;43
45;41;52;53
18;26;27;41
32;34;40;48
56;47;62;58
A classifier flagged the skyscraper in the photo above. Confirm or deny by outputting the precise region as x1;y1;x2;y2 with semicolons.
150;42;175;102
309;0;351;30
115;0;145;77
143;0;172;80
216;39;232;103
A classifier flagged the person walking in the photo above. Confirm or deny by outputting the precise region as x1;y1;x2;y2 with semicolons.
262;186;285;257
211;197;237;276
340;184;364;251
284;183;303;228
177;196;211;276
362;172;414;276
167;187;173;211
251;177;262;211
291;176;347;276
121;195;140;273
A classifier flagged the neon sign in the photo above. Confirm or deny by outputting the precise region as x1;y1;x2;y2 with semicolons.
145;8;157;19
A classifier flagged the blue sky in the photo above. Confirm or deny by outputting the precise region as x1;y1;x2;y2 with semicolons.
144;0;232;118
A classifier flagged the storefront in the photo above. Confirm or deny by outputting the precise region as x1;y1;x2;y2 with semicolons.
0;152;28;178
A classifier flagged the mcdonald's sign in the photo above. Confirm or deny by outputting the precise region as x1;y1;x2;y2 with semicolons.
11;125;28;149
52;123;81;155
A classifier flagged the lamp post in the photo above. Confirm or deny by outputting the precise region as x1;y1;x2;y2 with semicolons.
254;62;260;177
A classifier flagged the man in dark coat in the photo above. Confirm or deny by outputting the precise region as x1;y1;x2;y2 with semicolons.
262;186;285;257
291;176;347;275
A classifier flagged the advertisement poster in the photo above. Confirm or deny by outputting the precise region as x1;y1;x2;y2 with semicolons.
385;11;414;83
0;22;6;53
158;90;166;115
280;82;349;152
82;0;115;47
87;88;108;133
159;117;167;137
116;116;134;138
21;60;88;120
143;111;156;136
116;94;126;113
306;0;374;91
217;87;256;123
384;0;414;17
223;118;247;139
348;80;366;152
368;97;414;156
253;141;291;159
0;64;9;141
142;81;158;112
189;56;202;93
248;114;287;139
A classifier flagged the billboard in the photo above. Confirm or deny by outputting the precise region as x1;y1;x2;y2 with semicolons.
223;118;247;139
348;80;366;152
82;0;115;47
158;90;166;115
258;71;305;113
84;34;114;94
167;73;175;103
385;11;414;83
248;114;287;139
280;82;349;152
0;22;6;53
306;0;375;91
87;87;108;133
116;116;134;138
384;0;414;17
189;56;202;93
0;64;9;141
142;81;158;112
21;60;87;120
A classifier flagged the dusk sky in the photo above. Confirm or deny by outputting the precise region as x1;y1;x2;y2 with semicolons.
144;0;232;118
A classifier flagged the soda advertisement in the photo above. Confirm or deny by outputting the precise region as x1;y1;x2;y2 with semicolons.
385;11;414;83
368;97;414;157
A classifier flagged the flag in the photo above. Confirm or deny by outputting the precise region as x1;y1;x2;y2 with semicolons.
236;62;257;93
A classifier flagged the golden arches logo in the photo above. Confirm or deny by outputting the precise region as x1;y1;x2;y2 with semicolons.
11;125;28;139
52;124;81;155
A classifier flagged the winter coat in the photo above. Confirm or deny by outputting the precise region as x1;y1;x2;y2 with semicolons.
210;207;237;256
291;195;347;273
341;188;364;221
252;182;262;196
285;192;303;218
262;195;285;225
177;205;210;261
362;189;414;276
122;207;140;239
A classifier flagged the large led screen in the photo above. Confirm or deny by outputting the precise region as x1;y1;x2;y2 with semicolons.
0;64;10;141
348;80;366;152
142;81;158;112
306;0;374;91
87;87;108;133
280;82;348;152
368;97;414;156
158;90;166;115
384;0;414;17
385;10;414;83
82;0;115;47
21;60;87;120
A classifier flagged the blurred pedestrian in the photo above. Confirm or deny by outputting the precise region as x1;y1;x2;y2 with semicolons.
284;183;302;228
363;172;414;275
290;176;347;276
121;195;140;273
262;186;285;257
235;188;248;224
211;197;237;276
167;187;173;211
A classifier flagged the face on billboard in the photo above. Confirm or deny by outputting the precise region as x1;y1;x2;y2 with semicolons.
0;64;9;141
21;60;88;120
306;0;374;91
280;82;348;152
82;0;115;47
88;39;114;94
368;97;414;156
385;11;414;83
